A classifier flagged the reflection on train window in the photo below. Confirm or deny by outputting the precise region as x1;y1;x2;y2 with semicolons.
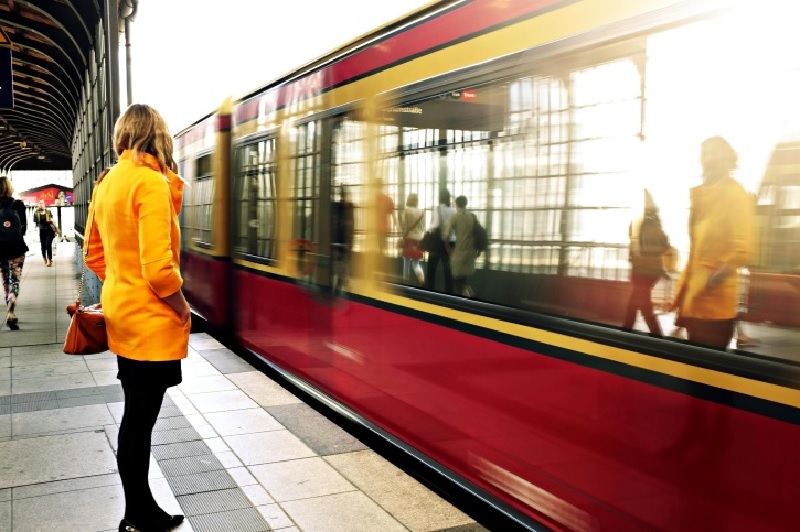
391;57;641;281
757;185;776;206
778;185;800;210
234;137;277;259
191;153;214;247
332;118;404;255
290;121;320;245
332;119;365;253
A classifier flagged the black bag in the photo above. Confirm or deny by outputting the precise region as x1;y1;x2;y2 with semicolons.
472;214;488;253
0;198;27;260
418;228;443;254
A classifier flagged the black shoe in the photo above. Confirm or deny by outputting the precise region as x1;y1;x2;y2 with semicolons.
119;520;147;532
7;317;18;330
154;512;184;529
120;511;184;532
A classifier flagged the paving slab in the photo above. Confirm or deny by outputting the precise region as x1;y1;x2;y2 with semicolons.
0;431;116;489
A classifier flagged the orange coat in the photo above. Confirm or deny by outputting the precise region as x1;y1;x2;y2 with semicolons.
84;150;190;360
673;177;754;320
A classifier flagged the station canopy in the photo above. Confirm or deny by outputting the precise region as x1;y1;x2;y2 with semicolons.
0;2;115;171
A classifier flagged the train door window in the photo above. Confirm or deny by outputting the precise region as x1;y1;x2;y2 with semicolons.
332;118;367;254
379;124;401;257
233;137;278;259
290;120;321;269
332;119;400;256
178;158;192;249
191;153;214;247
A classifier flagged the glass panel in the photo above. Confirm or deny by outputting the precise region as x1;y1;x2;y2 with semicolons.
233;138;278;258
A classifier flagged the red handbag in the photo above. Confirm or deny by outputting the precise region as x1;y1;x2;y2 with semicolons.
64;301;107;355
401;238;423;259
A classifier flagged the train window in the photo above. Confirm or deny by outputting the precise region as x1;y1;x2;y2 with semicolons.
233;138;278;259
191;153;214;247
331;117;403;253
757;185;776;206
494;75;568;274
332;118;368;254
290;121;321;247
778;185;800;210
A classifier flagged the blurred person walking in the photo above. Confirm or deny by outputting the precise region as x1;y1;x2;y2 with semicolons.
425;189;455;293
84;104;190;532
400;193;425;285
0;175;28;330
444;195;479;297
623;189;670;335
33;199;57;266
669;137;754;349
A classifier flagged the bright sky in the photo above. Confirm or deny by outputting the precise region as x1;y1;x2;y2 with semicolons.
125;0;430;133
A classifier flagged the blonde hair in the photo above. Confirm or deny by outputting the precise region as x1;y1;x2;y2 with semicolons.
0;175;13;197
114;104;175;174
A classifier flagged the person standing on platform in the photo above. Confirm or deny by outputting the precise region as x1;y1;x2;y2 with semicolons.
444;195;478;297
84;104;190;532
401;192;426;285
669;137;754;349
0;175;28;330
425;189;456;293
33;199;57;266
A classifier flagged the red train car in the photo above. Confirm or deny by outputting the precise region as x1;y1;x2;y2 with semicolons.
177;1;800;529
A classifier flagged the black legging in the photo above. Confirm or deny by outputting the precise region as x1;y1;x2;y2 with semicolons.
39;230;54;261
426;252;453;294
118;383;167;519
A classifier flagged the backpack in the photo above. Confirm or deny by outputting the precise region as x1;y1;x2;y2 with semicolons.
0;198;26;260
638;217;668;256
0;198;22;244
472;214;488;253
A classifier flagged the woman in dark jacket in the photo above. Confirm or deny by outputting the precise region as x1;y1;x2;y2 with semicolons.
0;175;28;330
33;199;57;266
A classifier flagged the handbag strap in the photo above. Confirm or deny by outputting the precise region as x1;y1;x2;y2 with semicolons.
402;213;424;239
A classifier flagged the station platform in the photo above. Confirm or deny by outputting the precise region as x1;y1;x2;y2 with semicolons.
0;241;485;532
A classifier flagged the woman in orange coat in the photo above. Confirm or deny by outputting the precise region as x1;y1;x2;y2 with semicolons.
85;104;190;532
670;137;754;349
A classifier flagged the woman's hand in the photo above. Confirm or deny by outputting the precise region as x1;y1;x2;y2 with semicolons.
163;289;191;325
705;265;728;291
177;302;191;325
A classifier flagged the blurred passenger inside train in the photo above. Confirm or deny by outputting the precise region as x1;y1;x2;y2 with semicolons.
33;199;57;267
400;193;425;285
426;188;456;293
735;266;758;348
332;185;354;291
445;195;478;298
0;175;28;331
669;136;754;349
375;178;397;259
622;189;670;336
84;103;189;532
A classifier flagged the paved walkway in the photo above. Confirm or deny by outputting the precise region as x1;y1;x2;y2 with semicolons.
0;239;484;531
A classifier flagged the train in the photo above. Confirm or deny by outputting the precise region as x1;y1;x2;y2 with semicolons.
174;1;800;530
